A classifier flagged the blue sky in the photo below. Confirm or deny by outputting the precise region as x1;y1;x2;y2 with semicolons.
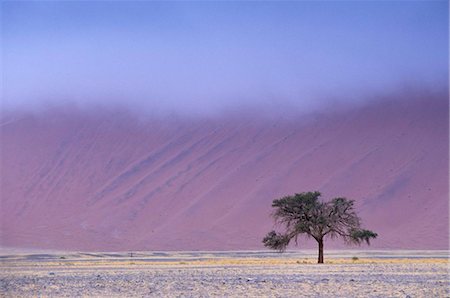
2;1;448;114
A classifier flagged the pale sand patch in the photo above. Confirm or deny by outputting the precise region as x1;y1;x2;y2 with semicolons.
1;251;448;297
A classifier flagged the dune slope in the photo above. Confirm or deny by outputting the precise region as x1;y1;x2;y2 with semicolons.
1;94;448;250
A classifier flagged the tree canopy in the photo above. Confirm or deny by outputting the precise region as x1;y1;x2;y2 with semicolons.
263;191;377;263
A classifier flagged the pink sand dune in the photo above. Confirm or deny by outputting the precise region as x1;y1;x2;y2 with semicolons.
0;94;448;251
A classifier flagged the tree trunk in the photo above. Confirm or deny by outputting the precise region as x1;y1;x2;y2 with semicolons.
317;238;324;264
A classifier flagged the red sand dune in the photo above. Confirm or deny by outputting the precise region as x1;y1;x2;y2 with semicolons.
1;93;448;251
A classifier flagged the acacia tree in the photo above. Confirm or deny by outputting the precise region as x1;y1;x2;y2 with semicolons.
263;191;377;263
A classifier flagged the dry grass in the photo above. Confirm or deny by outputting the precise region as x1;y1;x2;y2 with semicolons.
3;256;448;268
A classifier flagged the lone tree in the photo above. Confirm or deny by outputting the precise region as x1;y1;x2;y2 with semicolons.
263;191;377;263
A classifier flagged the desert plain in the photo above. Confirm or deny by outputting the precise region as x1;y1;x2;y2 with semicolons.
1;250;448;297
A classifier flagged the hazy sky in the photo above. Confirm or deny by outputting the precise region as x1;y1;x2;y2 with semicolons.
2;1;448;114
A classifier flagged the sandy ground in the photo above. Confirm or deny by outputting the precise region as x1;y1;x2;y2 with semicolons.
1;251;448;297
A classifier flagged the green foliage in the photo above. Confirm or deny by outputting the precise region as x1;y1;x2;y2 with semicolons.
350;229;378;245
263;191;377;252
262;231;291;252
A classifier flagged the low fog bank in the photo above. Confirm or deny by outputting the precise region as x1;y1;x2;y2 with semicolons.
1;85;448;124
